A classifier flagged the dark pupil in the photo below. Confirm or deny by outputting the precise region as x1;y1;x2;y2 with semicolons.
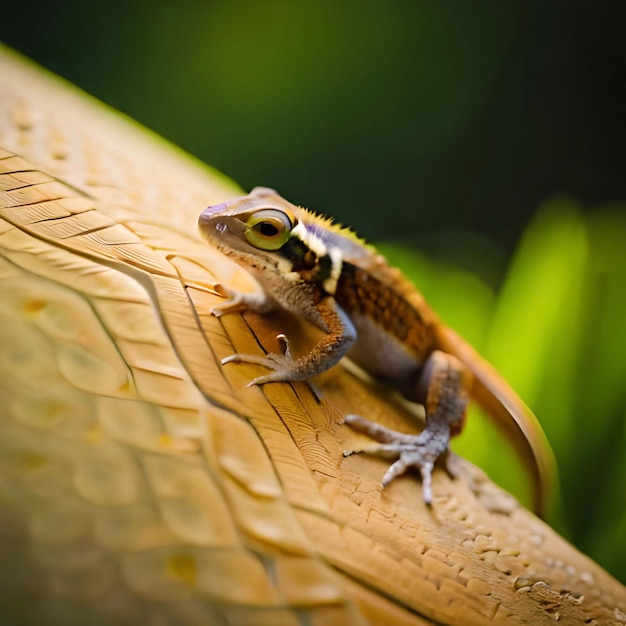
257;222;279;237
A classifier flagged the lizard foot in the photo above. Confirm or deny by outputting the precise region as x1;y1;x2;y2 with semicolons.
221;334;307;386
343;414;452;506
211;284;274;317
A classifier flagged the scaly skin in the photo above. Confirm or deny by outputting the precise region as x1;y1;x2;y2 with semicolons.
198;187;556;515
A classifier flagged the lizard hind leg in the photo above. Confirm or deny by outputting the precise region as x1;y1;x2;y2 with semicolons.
343;414;446;505
343;350;472;506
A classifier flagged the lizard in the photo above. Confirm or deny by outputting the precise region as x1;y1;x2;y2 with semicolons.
198;187;556;515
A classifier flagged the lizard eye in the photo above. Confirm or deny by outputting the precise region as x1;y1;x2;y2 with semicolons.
244;209;293;250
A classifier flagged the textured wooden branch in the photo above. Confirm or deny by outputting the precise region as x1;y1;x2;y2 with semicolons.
0;45;624;626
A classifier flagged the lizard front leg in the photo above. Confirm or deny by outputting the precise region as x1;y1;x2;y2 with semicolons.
220;296;357;387
344;350;473;505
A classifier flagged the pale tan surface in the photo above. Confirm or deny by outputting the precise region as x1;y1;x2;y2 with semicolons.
0;45;624;625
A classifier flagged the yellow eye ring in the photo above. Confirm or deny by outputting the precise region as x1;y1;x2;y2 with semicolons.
244;209;293;251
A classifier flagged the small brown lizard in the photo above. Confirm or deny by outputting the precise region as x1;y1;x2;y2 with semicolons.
198;187;555;514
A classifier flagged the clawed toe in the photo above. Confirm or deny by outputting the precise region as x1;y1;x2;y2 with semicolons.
220;339;305;387
343;414;450;505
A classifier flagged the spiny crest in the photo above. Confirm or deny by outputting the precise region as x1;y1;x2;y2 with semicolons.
295;205;362;242
293;205;419;300
293;205;378;264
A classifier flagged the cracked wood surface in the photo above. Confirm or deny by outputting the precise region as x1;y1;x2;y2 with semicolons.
0;45;624;626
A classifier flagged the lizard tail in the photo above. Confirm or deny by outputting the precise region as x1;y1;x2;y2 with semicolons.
435;325;557;517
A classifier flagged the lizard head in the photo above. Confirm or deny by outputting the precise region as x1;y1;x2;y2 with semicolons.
199;187;294;251
198;187;345;294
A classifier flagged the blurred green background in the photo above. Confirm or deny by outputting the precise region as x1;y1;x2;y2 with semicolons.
2;1;624;583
